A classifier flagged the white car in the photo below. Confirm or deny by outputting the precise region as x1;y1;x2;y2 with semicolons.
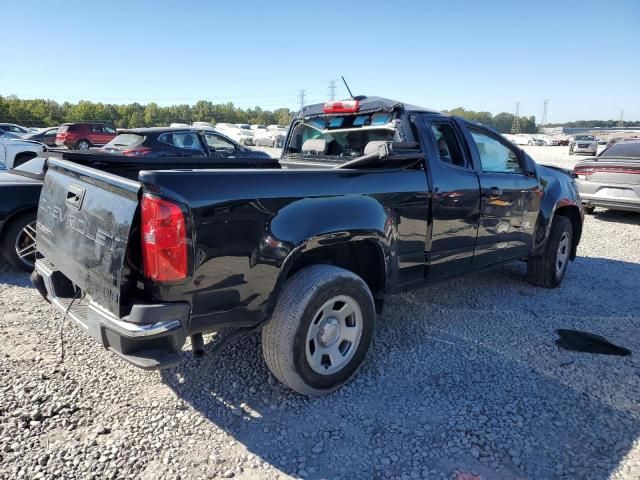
192;121;215;131
535;135;560;146
569;135;598;155
0;132;46;169
0;123;31;138
225;124;255;146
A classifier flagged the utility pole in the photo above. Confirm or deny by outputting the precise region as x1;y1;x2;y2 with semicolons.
618;109;624;128
539;99;549;133
328;80;337;101
511;102;521;134
298;89;306;110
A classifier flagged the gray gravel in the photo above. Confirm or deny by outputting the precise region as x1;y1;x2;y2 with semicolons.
1;146;639;479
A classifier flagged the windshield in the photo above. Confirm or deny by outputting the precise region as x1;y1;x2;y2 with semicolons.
575;135;595;141
600;141;640;159
285;112;398;160
103;134;145;149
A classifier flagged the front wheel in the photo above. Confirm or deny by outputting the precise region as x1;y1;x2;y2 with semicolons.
262;265;376;396
527;216;573;288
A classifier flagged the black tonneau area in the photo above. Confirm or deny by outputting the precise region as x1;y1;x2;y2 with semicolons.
36;159;140;315
46;149;280;180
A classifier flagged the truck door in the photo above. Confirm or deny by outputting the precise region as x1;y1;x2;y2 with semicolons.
420;116;481;279
464;126;541;267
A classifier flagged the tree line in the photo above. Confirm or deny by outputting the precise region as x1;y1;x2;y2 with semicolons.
1;96;636;132
0;96;294;129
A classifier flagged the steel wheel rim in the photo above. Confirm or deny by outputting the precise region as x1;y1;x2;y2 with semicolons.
78;141;89;150
556;231;570;275
305;295;363;375
15;221;37;269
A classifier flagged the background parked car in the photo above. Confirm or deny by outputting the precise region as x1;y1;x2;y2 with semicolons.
574;140;640;214
0;123;30;137
100;127;271;159
511;134;544;146
23;126;60;147
0;157;45;270
0;132;46;168
55;122;117;150
569;134;598;155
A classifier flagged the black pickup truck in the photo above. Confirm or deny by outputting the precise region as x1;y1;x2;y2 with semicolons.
32;97;583;396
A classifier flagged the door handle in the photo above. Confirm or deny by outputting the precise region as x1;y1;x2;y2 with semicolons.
483;186;503;197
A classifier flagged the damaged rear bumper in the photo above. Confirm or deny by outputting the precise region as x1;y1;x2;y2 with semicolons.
33;258;189;369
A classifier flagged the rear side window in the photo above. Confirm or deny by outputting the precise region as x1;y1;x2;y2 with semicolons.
67;124;80;132
470;130;523;173
158;132;204;150
430;123;466;167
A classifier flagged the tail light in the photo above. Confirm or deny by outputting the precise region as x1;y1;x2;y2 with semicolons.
323;100;360;113
141;194;188;282
122;147;152;157
574;166;595;176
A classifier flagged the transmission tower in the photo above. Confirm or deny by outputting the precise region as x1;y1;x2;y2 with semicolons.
539;99;549;133
511;102;521;134
328;80;337;101
618;109;624;128
298;89;306;110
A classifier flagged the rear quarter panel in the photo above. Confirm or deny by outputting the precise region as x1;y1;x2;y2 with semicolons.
138;168;429;332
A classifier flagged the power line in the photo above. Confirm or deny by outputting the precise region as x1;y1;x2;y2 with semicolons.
328;80;337;101
298;89;306;111
511;102;521;134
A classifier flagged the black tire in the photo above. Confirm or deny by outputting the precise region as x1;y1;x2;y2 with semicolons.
75;139;91;150
13;152;38;168
1;212;38;271
584;206;596;215
527;216;573;288
262;265;376;396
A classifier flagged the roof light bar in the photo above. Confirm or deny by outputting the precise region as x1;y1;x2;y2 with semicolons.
323;100;360;114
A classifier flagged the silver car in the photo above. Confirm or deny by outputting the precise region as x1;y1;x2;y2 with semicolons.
569;134;598;155
574;141;640;213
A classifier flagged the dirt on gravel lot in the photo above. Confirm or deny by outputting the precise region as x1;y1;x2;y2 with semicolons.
1;146;639;480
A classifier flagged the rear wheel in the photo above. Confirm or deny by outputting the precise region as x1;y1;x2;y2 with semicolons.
584;206;596;215
527;216;573;288
1;212;37;271
76;139;91;150
262;265;376;396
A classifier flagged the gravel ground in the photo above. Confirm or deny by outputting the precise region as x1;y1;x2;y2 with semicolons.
1;146;639;480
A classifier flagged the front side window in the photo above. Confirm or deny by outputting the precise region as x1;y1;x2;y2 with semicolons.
471;130;523;173
430;123;465;167
204;133;236;151
104;126;116;134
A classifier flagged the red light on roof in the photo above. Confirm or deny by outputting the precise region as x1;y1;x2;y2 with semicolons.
323;100;360;113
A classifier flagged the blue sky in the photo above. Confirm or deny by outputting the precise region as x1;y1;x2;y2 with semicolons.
1;0;638;122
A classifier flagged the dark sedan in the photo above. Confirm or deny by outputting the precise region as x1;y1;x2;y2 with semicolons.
100;127;272;159
574;141;640;213
23;127;60;147
0;157;45;270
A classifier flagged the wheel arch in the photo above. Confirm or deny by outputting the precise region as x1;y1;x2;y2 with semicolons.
269;234;390;316
0;206;38;240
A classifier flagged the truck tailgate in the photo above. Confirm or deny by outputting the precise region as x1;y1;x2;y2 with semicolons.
36;159;140;315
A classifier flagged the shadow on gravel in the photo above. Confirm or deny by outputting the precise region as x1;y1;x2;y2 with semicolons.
0;259;31;287
590;209;640;225
162;256;640;479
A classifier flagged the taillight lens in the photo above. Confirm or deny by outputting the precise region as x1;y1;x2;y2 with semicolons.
323;100;360;113
122;147;153;157
141;194;188;282
574;166;595;176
